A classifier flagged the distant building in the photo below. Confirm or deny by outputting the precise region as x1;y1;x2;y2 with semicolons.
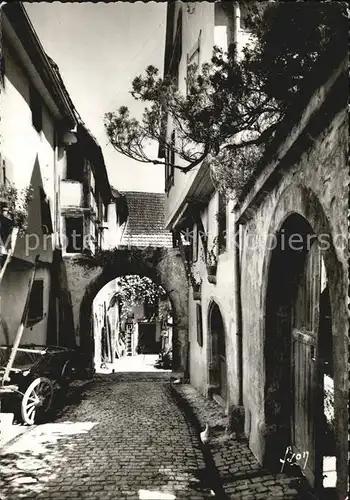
120;191;172;248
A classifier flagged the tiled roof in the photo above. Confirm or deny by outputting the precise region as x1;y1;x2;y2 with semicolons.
120;192;173;248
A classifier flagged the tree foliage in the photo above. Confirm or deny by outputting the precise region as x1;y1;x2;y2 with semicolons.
109;275;166;320
104;1;347;196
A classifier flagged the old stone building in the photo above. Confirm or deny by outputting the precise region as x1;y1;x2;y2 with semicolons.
162;1;348;498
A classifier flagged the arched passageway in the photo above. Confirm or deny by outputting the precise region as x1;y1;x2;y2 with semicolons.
208;301;227;404
92;274;173;373
67;247;188;374
264;212;337;494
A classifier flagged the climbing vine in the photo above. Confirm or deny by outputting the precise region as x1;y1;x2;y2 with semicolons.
109;275;166;321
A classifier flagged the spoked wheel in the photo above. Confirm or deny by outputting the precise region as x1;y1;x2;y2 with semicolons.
59;360;75;388
21;377;54;425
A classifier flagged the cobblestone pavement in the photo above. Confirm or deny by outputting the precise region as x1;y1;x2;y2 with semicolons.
172;384;318;500
0;374;218;500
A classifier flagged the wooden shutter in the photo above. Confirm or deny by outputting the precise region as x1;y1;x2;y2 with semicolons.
292;239;321;487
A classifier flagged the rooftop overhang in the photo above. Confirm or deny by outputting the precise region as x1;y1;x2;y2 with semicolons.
166;160;216;231
3;2;76;129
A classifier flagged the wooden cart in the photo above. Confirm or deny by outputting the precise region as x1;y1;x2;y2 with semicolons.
0;344;80;424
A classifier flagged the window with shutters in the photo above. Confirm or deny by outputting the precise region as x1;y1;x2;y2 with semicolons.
66;145;84;182
196;304;203;346
27;279;44;324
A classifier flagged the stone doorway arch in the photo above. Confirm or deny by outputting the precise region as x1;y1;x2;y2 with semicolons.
63;247;188;374
260;184;348;497
208;301;227;404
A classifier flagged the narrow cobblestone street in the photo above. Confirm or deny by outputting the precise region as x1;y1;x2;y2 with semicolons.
0;373;217;500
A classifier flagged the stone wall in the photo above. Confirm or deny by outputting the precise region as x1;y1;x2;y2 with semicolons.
236;59;348;496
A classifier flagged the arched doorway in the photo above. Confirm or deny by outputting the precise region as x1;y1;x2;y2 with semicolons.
71;248;188;374
264;212;336;492
208;302;227;404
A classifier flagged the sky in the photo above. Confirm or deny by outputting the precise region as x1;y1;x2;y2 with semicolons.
24;1;167;193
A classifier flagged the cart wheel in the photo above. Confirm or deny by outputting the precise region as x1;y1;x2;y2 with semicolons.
21;377;53;425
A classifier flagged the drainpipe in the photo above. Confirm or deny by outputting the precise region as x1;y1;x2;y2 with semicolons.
53;131;59;346
233;212;243;407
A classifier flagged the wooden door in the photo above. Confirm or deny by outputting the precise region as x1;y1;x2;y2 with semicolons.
292;239;321;487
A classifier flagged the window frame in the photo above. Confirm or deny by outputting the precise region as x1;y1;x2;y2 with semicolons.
196;303;203;347
66;144;84;182
65;216;84;253
26;279;44;325
186;30;201;95
218;192;227;254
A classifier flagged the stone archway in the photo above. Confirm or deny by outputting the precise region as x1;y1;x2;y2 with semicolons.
260;184;348;497
63;247;188;374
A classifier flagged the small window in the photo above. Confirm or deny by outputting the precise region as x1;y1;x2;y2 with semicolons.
27;279;44;324
181;228;193;263
186;31;201;95
30;84;42;133
66;145;84;182
218;192;227;253
65;216;83;253
196;304;203;346
104;204;108;222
